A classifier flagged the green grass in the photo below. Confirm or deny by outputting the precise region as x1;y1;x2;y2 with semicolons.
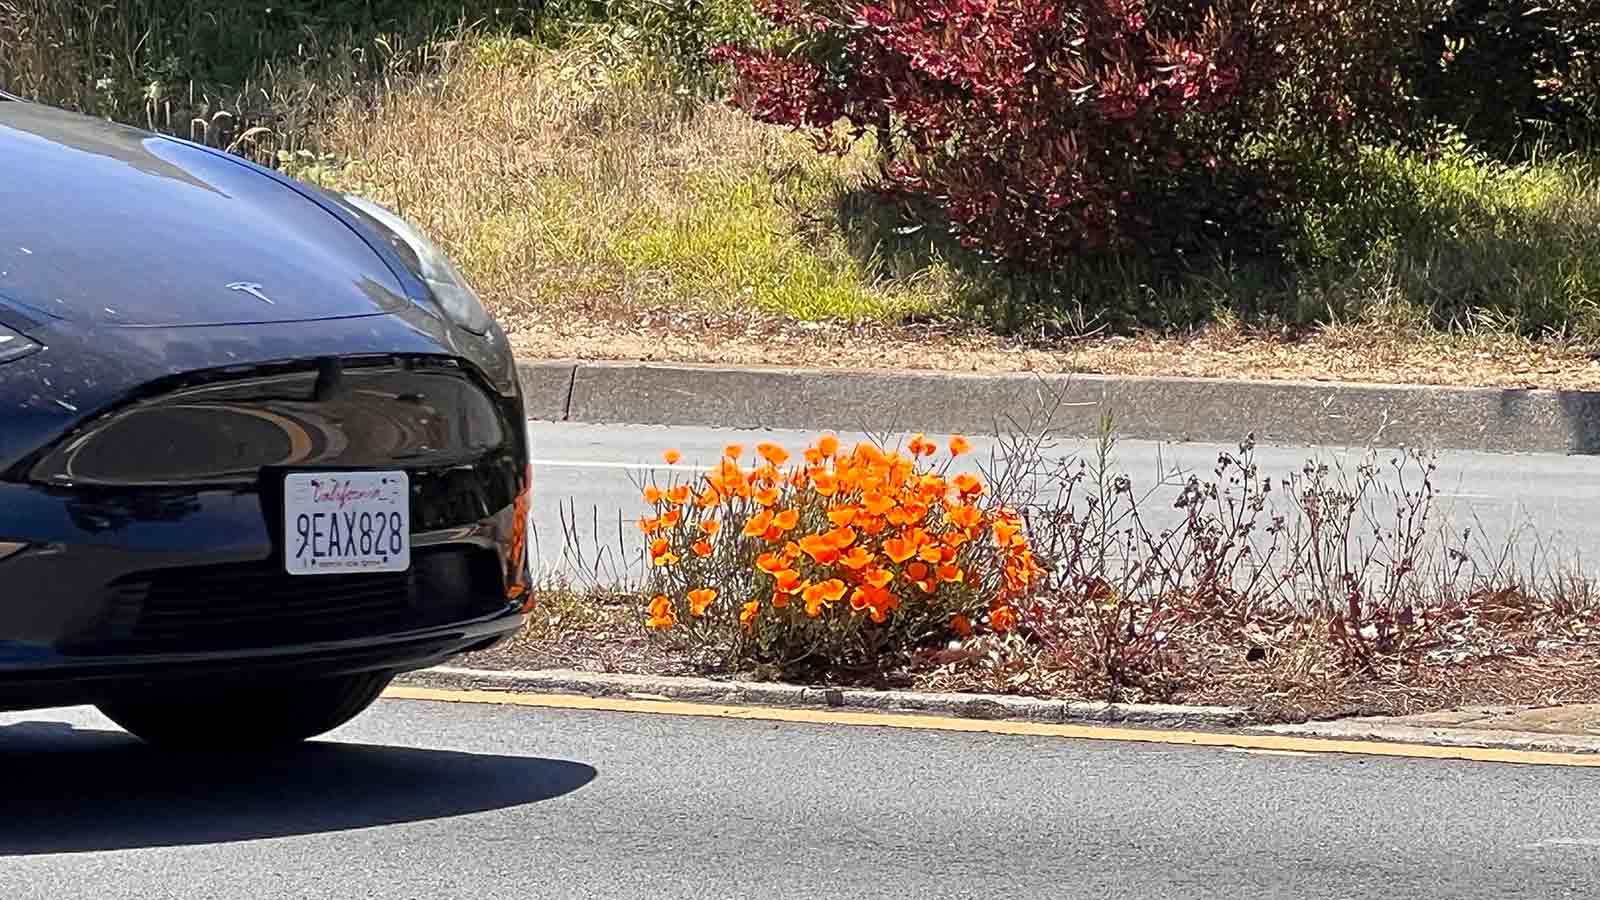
1283;139;1600;337
615;175;936;320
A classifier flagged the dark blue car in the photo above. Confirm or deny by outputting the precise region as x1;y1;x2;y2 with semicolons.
0;93;532;748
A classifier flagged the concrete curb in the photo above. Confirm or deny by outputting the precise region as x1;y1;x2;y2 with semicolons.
396;665;1251;728
397;666;1600;754
518;359;1600;454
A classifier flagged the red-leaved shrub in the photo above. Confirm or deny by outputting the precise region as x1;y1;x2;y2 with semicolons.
715;0;1429;268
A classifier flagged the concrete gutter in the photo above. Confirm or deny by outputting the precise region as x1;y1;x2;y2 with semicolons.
1258;719;1600;755
518;359;1600;455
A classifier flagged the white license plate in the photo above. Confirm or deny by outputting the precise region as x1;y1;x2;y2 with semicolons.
283;471;410;575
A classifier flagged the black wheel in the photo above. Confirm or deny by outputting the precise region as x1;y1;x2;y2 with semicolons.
97;672;394;750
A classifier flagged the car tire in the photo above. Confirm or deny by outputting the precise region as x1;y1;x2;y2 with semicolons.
97;672;394;750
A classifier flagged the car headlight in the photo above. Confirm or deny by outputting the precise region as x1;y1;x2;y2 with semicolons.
0;323;40;364
341;195;493;335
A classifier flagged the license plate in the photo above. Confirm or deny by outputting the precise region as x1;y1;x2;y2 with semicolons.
283;471;410;575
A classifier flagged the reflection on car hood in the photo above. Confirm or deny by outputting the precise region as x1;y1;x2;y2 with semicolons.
0;102;409;328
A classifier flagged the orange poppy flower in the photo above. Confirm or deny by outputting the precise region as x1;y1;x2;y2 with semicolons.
798;533;841;565
772;590;791;609
649;537;670;559
773;569;803;593
693;540;714;558
763;525;785;543
663;449;683;465
839;546;874;570
783;541;803;561
862;492;894;516
741;510;774;538
942;530;970;549
817;434;841;457
949;435;972;456
947;504;983;529
802;579;847;616
826;507;858;527
804;447;824;465
990;603;1019;632
906;434;933;457
993;519;1022;548
757;443;790;466
906;560;931;582
938;564;965;583
854;442;885;466
701;519;721;537
754;487;781;507
949;614;972;637
638;516;661;535
660;508;682;528
952;472;985;497
688;588;717;616
863;567;894;588
646;595;676;630
856;515;887;536
812;471;839;497
825;526;857;550
724;443;744;459
851;586;896;623
888;501;929;527
890;458;916;486
918;543;943;563
773;508;800;532
667;484;692;505
653;551;679;567
643;485;664;505
739;599;760;630
752;464;782;487
788;468;810;489
882;537;915;564
757;551;786;574
696;488;721;509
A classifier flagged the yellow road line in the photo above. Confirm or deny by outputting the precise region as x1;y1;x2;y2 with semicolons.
383;685;1600;768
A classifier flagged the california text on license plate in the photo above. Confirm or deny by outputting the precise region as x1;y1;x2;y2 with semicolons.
283;471;411;575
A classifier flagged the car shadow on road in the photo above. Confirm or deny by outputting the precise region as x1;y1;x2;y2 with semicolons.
0;719;597;856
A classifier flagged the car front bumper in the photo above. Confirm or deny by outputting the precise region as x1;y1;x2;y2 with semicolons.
0;352;531;710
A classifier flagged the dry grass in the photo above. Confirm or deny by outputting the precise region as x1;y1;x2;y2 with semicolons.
0;0;500;160
506;310;1600;391
299;33;948;327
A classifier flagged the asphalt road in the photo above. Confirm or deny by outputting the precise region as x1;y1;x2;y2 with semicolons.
526;421;1600;582
3;697;1598;899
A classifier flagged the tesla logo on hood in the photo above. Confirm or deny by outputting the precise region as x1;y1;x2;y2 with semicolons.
226;282;275;305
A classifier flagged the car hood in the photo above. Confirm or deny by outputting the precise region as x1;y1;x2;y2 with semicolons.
0;101;409;328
